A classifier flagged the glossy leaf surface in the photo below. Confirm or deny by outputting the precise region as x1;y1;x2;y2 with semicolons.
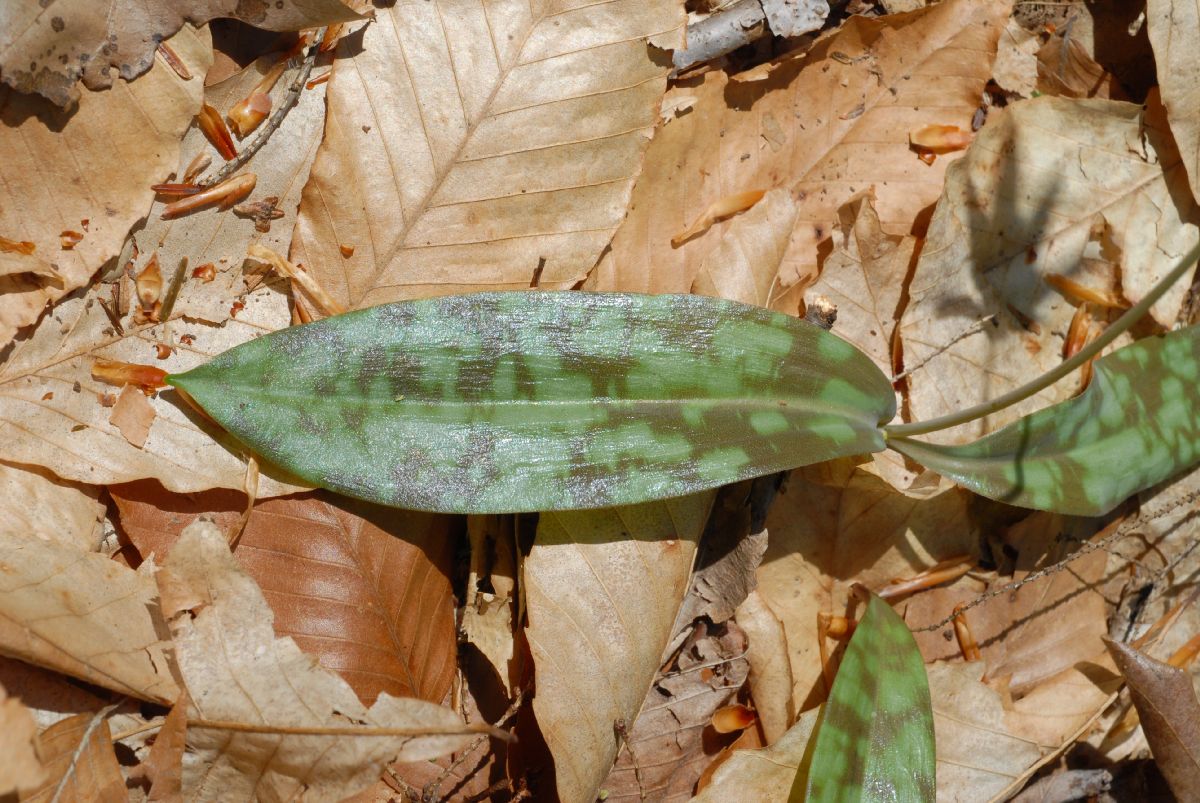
797;592;934;802
168;292;895;513
890;324;1200;515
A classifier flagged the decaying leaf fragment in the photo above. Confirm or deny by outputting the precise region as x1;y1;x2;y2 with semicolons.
161;521;474;801
25;710;126;802
0;682;45;796
0;533;178;703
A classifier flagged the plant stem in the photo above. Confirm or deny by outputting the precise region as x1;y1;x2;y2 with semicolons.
885;239;1200;438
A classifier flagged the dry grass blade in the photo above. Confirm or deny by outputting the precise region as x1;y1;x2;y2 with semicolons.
290;0;684;310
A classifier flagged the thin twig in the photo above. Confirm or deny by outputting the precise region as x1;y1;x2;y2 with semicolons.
199;28;326;188
891;315;997;382
423;688;526;802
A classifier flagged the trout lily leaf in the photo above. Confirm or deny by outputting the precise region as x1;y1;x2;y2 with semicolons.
168;292;896;513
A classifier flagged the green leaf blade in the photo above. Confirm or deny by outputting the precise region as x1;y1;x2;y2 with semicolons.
890;325;1200;515
168;292;895;513
798;592;934;803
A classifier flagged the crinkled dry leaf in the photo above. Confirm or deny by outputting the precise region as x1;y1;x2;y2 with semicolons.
0;25;209;347
162;521;473;801
735;589;794;744
0;272;303;496
111;483;458;706
1147;0;1200;203
899;96;1199;442
1107;638;1200;801
526;493;713;803
0;0;361;107
0;461;104;550
691;188;799;308
24;711;125;803
0;681;46;796
135;51;330;326
0;532;178;703
756;461;973;710
290;0;683;311
587;0;1007;304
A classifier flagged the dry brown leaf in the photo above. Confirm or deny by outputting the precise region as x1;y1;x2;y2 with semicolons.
131;50;332;326
601;621;749;801
908;513;1109;696
898;96;1199;443
735;589;794;744
24;710;126;803
1147;0;1200;204
144;691;189;803
993;16;1041;97
0;461;104;551
0;25;210;347
690;188;799;308
290;0;684;311
0;532;178;703
109;383;155;447
0;681;46;796
1107;638;1200;800
161;520;475;801
756;460;973;710
587;0;1007;303
0;267;303;496
111;483;458;706
0;0;360;107
526;493;714;803
690;708;818;802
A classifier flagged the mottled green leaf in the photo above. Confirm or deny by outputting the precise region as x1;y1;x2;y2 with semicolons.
889;325;1200;515
795;592;934;803
167;292;895;513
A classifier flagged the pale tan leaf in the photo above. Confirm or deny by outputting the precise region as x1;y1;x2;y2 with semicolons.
690;708;818;803
756;461;973;711
587;0;1007;304
290;0;684;311
0;533;178;703
0;272;303;496
0;461;104;551
734;589;794;745
899;96;1199;442
112;484;458;706
162;521;474;802
24;711;125;803
1148;0;1200;203
137;53;331;326
526;493;714;803
0;681;46;796
0;0;361;107
993;16;1041;98
691;188;798;308
0;25;210;347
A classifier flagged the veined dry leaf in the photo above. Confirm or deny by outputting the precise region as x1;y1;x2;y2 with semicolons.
161;521;475;801
0;25;209;347
526;493;714;803
691;188;799;308
899;96;1199;442
587;0;1007;304
111;483;457;706
1107;638;1200;800
756;461;973;710
23;711;125;803
1147;0;1200;204
908;513;1108;696
0;532;178;703
290;0;684;311
0;461;104;551
0;0;361;107
0;269;303;496
135;49;331;326
0;681;45;796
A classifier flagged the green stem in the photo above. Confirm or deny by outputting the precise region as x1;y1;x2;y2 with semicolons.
884;239;1200;439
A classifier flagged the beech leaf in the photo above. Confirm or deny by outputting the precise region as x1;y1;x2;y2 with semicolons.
168;292;896;513
890;324;1200;515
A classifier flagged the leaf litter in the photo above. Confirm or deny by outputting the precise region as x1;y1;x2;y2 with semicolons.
3;1;1200;800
